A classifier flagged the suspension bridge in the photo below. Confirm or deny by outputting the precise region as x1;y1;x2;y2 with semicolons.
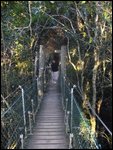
1;46;112;149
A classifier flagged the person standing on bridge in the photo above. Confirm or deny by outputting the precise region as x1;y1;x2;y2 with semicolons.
51;59;59;83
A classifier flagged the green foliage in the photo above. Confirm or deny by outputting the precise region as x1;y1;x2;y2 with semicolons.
1;1;34;97
1;1;112;148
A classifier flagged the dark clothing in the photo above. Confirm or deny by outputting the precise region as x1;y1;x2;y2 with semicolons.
51;61;59;72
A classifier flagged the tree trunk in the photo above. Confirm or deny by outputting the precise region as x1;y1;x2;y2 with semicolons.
91;49;99;134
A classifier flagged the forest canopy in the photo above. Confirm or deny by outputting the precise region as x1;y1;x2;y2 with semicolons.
1;1;112;149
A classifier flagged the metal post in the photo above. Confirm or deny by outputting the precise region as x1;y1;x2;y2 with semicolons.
65;98;68;124
71;87;74;133
19;85;27;138
34;51;38;77
44;68;46;92
28;111;32;135
66;98;68;113
66;111;70;134
31;99;35;123
70;85;76;133
20;134;24;149
37;77;38;94
61;45;67;106
61;74;63;101
64;98;67;118
69;133;74;149
63;76;66;109
36;77;40;111
61;45;66;77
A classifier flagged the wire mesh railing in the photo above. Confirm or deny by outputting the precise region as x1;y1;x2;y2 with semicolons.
61;75;100;149
61;74;112;149
1;64;50;149
1;68;50;149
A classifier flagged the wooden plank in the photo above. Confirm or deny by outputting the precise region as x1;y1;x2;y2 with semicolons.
36;120;64;122
28;139;67;144
33;126;65;129
36;115;63;117
37;117;64;119
36;121;64;123
36;122;64;126
32;128;65;132
28;135;67;140
36;119;64;122
25;144;68;149
36;113;64;116
32;132;66;136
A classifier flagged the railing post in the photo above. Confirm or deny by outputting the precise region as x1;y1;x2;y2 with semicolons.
64;98;68;125
71;87;74;133
31;99;35;123
65;98;68;112
28;111;32;135
20;134;24;149
34;51;38;77
65;98;68;118
61;45;66;77
36;77;40;111
61;45;67;107
70;85;76;149
19;85;27;138
63;76;66;109
44;68;46;92
70;85;76;133
66;111;70;134
69;133;74;149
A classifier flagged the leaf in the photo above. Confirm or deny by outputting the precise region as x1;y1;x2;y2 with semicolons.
83;32;87;37
89;37;93;43
104;11;108;19
81;1;86;4
50;1;55;4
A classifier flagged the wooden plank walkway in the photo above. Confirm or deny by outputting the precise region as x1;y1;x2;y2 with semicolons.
24;81;69;149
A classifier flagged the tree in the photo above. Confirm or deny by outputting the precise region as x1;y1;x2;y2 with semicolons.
1;1;112;148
